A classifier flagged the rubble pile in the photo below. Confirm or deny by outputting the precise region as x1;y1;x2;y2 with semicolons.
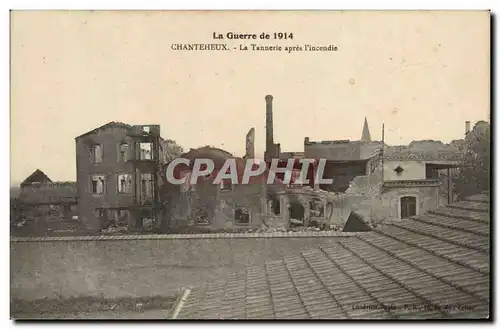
101;226;129;234
249;223;342;234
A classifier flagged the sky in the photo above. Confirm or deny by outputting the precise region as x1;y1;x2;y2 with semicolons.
10;10;490;184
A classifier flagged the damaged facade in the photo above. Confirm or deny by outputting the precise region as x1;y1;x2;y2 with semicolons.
159;147;274;232
75;122;166;232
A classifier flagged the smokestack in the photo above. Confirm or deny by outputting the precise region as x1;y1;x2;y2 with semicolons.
465;121;471;135
265;95;274;155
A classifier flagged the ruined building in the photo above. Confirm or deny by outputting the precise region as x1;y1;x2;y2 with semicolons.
72;98;465;234
304;138;382;192
157;96;384;233
75;122;166;232
18;169;77;221
263;95;318;188
264;95;383;192
159;146;280;232
261;95;462;229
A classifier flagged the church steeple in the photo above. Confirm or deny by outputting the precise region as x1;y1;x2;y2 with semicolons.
361;117;371;142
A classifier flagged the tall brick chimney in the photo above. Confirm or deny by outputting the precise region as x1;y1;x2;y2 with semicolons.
265;95;274;158
465;121;471;135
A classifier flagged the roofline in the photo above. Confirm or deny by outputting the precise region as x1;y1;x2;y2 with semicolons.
384;157;462;162
20;169;52;186
74;122;132;140
324;158;372;163
75;122;167;142
423;160;460;165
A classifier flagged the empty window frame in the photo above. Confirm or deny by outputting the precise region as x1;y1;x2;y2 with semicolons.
234;207;251;225
92;145;103;163
140;173;154;202
91;174;106;195
118;143;129;162
309;200;325;218
139;142;154;160
269;197;281;215
117;174;133;193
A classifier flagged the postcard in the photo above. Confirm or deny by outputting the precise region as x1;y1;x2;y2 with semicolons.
10;10;491;320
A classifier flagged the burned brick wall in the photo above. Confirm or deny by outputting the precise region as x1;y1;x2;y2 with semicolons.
190;180;219;227
164;182;267;232
216;184;266;230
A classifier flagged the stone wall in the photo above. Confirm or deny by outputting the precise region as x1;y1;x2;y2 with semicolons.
10;233;354;301
334;185;440;225
380;185;440;220
327;166;440;225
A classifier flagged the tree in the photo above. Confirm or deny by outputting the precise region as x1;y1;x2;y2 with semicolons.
453;121;490;199
162;139;184;162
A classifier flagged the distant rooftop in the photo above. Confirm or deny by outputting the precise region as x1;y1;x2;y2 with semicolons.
304;140;382;161
384;146;463;162
75;121;163;140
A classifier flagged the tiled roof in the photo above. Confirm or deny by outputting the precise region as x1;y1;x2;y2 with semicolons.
177;193;490;319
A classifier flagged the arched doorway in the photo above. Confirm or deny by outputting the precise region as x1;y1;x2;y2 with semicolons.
400;196;417;219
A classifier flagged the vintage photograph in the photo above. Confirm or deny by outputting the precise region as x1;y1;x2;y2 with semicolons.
10;10;491;320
